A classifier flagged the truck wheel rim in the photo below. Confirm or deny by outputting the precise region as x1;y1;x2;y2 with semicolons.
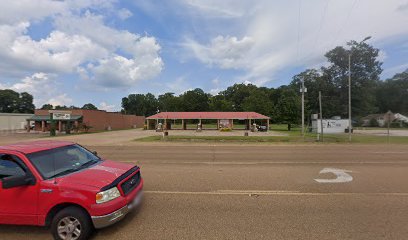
57;216;81;240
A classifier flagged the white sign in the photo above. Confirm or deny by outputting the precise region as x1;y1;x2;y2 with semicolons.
53;113;71;120
312;119;349;134
314;168;353;183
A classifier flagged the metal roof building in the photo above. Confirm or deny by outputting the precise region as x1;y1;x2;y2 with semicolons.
146;112;270;130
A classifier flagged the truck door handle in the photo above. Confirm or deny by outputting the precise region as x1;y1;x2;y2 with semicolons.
40;189;53;193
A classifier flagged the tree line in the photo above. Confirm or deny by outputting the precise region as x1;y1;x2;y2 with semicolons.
1;39;407;125
122;40;408;124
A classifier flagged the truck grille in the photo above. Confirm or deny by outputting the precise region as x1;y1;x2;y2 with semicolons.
121;171;141;195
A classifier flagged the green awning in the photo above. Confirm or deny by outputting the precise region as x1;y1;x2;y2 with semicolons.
27;115;83;121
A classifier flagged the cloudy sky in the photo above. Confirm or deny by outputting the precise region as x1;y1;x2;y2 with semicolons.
0;0;407;110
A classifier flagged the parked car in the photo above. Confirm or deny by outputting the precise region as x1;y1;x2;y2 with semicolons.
256;125;268;132
0;140;143;240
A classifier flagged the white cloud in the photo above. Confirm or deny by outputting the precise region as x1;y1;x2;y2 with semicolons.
0;25;108;74
1;72;72;107
165;76;192;95
48;94;73;107
99;102;116;112
118;8;133;20
181;0;408;85
186;35;255;69
0;2;163;89
53;11;163;87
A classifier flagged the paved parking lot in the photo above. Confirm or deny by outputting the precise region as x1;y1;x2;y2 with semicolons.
1;143;408;239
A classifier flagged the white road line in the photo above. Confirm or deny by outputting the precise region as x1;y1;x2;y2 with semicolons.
144;190;408;196
373;152;408;154
121;161;408;164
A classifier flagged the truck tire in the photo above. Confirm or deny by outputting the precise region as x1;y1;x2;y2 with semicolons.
51;206;93;240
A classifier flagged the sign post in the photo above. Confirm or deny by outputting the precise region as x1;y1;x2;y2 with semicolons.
48;110;72;136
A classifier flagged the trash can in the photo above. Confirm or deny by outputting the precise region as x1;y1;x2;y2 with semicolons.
244;132;249;136
344;128;353;133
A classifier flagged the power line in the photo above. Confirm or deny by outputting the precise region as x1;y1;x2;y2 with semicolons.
329;0;359;49
312;0;330;55
296;0;302;65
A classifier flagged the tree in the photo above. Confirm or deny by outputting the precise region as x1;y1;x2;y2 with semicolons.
41;104;54;110
158;92;181;112
18;92;35;113
241;90;274;116
376;70;408;114
323;40;382;117
121;93;159;116
209;95;234;111
291;69;340;118
220;84;258;111
0;89;34;113
82;103;98;110
179;88;210;112
273;87;301;125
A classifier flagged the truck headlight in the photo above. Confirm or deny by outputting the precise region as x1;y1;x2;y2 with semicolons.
96;187;121;204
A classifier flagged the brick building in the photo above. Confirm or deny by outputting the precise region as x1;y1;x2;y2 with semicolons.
27;109;145;132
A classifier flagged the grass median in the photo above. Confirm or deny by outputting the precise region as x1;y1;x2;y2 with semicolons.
135;133;408;144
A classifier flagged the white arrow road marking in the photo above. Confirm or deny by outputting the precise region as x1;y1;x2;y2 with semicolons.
314;168;353;183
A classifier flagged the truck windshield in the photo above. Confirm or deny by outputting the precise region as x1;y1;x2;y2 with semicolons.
27;144;100;179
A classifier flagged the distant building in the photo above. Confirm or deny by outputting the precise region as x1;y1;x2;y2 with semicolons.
146;112;270;131
311;115;350;134
361;112;395;127
27;109;145;132
0;113;34;131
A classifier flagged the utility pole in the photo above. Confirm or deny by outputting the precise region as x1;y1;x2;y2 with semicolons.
301;78;306;137
348;53;352;142
319;91;323;142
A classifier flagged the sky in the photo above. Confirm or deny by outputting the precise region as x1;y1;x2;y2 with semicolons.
0;0;407;111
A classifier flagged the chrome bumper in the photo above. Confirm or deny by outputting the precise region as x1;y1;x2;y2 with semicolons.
92;191;143;229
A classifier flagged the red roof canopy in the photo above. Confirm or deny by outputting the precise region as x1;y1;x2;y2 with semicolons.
146;112;270;120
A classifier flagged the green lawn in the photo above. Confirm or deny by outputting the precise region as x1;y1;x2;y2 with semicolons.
136;133;408;144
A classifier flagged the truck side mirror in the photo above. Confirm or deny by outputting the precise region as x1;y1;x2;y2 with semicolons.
2;174;36;189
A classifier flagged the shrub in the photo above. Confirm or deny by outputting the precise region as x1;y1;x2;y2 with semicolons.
81;123;93;133
220;127;232;132
369;118;379;127
390;122;401;128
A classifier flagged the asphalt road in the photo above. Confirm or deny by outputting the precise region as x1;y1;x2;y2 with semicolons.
1;144;408;239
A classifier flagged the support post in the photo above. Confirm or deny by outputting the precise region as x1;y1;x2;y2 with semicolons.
41;120;45;132
319;91;324;142
74;120;79;132
266;119;270;131
27;120;30;132
58;121;62;132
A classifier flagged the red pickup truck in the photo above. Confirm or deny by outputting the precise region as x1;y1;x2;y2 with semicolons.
0;140;143;240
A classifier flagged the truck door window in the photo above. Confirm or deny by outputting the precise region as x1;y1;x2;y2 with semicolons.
0;155;26;180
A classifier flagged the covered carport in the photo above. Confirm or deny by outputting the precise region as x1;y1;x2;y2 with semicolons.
145;112;270;131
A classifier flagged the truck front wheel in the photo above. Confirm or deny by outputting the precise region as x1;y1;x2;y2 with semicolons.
51;206;93;240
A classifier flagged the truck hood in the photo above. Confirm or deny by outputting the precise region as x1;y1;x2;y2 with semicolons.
57;160;136;189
